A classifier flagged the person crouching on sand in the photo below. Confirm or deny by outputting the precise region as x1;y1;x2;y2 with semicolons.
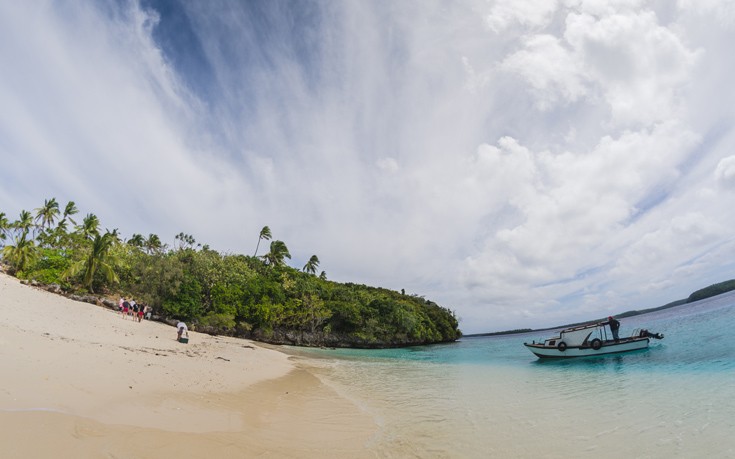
176;321;188;342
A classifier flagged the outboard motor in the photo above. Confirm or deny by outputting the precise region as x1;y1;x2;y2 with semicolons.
639;329;664;340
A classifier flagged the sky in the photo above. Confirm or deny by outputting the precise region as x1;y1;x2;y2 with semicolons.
1;0;735;334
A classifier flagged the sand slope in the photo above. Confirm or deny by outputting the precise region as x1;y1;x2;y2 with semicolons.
0;272;377;458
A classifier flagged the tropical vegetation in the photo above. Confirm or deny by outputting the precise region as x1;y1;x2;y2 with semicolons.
0;199;461;348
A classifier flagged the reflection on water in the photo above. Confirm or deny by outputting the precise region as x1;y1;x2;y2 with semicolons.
297;292;735;458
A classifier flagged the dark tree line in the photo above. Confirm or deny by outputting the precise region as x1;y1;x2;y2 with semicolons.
687;279;735;303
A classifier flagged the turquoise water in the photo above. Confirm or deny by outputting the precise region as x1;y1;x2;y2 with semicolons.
296;291;735;458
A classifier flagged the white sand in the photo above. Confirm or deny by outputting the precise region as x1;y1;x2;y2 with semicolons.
0;272;377;458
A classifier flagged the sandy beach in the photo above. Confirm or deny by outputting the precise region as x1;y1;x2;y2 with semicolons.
0;272;377;458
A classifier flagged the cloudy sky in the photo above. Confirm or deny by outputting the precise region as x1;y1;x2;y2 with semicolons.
2;0;735;333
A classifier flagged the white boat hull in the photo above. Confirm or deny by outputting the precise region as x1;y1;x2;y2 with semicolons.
524;337;650;358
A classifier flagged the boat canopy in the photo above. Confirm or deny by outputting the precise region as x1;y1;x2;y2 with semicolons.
544;323;602;347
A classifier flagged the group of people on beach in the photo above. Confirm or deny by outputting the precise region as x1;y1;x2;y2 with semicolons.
118;297;151;322
117;296;188;343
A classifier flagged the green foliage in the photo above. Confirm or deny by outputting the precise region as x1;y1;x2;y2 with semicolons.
162;272;204;320
254;225;271;257
64;231;119;293
263;240;291;267
127;233;145;248
78;213;100;239
35;198;60;230
303;255;320;275
23;248;72;286
200;312;237;331
0;212;9;243
2;232;38;274
1;199;462;347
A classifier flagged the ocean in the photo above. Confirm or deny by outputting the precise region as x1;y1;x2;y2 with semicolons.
293;291;735;458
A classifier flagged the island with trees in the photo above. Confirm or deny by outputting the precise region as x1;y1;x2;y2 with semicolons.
0;198;461;348
686;279;735;303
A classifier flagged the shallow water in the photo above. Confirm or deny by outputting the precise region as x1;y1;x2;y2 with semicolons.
296;291;735;458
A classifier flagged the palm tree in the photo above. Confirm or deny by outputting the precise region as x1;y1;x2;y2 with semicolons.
319;271;327;281
0;212;9;243
145;233;163;254
51;201;78;246
51;218;70;246
254;226;272;257
62;201;79;225
2;232;38;273
35;198;60;229
303;255;320;275
78;213;100;239
263;240;291;267
15;210;34;237
107;228;122;243
175;232;196;250
128;233;145;248
65;231;119;293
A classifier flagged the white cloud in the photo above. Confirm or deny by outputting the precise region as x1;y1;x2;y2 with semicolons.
564;9;700;126
563;0;646;17
678;0;735;27
503;4;700;127
2;1;735;333
611;212;725;279
501;35;588;109
485;0;559;33
376;157;400;174
0;2;255;242
458;121;701;325
715;155;735;190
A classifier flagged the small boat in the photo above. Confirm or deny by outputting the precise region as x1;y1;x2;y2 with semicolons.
524;323;663;358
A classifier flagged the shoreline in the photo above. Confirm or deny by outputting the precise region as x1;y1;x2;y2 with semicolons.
0;272;377;458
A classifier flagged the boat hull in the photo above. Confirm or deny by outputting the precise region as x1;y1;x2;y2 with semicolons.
524;337;650;358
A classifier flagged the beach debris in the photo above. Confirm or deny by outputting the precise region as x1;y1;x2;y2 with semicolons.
216;356;230;362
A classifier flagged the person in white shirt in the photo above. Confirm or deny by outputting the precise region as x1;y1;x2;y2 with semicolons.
176;321;188;342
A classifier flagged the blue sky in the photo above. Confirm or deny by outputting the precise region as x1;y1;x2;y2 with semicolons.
2;1;735;333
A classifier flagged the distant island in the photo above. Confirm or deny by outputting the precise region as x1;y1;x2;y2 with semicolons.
467;279;735;337
1;198;461;348
686;279;735;303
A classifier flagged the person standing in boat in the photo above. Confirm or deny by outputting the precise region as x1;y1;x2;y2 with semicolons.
603;316;621;341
